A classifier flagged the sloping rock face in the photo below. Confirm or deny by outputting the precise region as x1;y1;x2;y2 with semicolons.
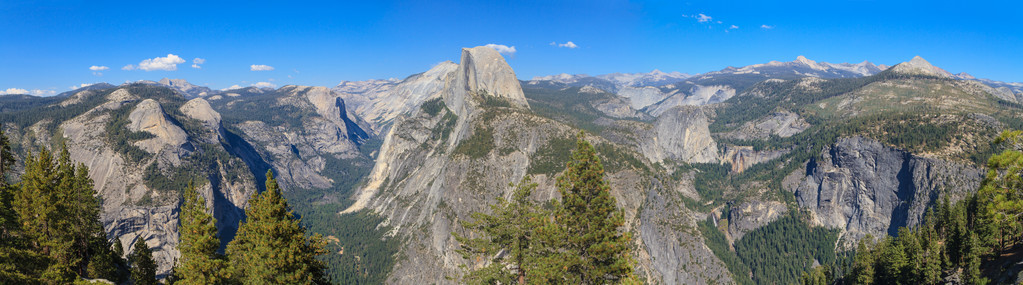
641;184;735;284
345;46;732;284
128;99;188;156
444;46;529;119
721;109;810;140
727;200;788;241
720;146;789;173
790;136;983;246
48;88;259;276
232;85;371;190
891;56;953;78
335;62;458;129
640;106;719;164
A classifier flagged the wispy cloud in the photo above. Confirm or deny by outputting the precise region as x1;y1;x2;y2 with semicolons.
730;25;739;29
125;54;186;71
484;44;517;55
222;85;244;91
1;88;56;96
89;65;109;71
252;82;277;89
251;64;274;71
696;13;712;23
550;41;579;49
192;58;205;69
761;24;774;29
69;83;96;90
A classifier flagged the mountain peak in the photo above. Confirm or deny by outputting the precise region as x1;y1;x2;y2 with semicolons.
794;55;826;71
891;56;952;78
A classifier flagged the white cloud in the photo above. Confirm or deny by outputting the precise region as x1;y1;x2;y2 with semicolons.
92;72;103;76
89;65;109;71
69;83;96;90
696;13;712;23
730;25;739;29
222;85;244;91
484;44;516;55
134;54;186;71
251;64;274;71
761;24;774;29
1;88;29;95
1;88;56;96
551;41;578;49
122;64;136;70
192;58;205;69
252;82;277;89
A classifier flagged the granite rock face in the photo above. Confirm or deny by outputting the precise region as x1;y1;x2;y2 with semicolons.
343;47;733;284
791;136;983;246
640;106;719;164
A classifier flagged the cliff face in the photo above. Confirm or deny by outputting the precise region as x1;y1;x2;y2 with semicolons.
343;46;733;284
790;136;983;246
640;106;719;164
47;87;259;276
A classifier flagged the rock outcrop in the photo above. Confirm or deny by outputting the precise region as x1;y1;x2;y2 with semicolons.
727;200;788;241
128;99;188;155
640;106;719;164
721;109;810;140
343;46;732;284
890;56;953;78
790;136;983;246
720;146;789;173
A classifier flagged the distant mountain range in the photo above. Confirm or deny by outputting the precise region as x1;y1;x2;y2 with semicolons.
5;49;1023;284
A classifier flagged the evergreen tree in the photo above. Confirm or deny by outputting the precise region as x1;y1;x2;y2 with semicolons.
553;133;633;284
226;170;328;284
455;176;550;284
14;147;76;282
0;129;49;283
963;232;988;285
175;181;228;284
130;238;158;285
852;235;876;285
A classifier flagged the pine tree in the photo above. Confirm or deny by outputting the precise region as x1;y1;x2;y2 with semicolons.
14;147;76;282
130;237;158;285
553;133;633;284
852;235;876;285
226;170;328;284
963;232;988;285
175;181;228;284
0;129;49;283
455;176;550;284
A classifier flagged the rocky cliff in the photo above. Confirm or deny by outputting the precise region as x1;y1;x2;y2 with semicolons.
640;106;719;164
343;46;733;284
790;136;983;247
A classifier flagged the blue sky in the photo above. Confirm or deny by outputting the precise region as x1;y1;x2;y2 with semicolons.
1;0;1021;95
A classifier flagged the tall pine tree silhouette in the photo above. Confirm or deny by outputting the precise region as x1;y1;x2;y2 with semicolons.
175;181;228;284
227;170;328;284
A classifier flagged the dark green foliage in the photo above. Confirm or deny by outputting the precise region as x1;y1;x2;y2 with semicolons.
104;101;156;164
594;142;649;174
420;97;446;116
553;134;634;283
175;181;228;284
130;238;158;285
453;124;495;159
455;177;549;284
697;217;753;285
733;214;839;285
841;131;1023;284
312;212;398;285
522;85;646;134
227;171;329;284
527;135;575;175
